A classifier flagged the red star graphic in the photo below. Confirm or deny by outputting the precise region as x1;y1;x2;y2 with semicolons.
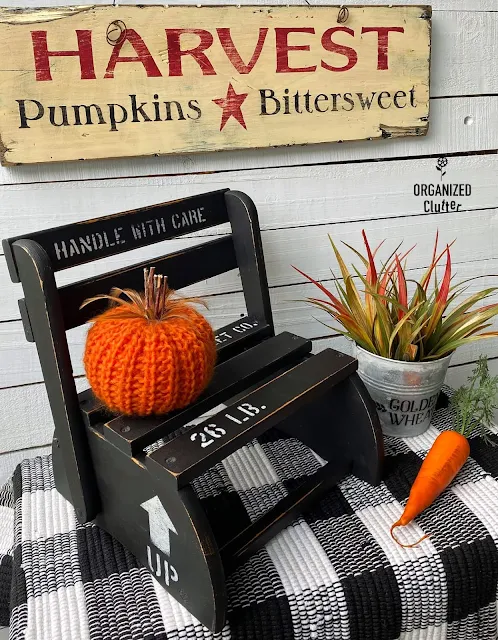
213;83;249;131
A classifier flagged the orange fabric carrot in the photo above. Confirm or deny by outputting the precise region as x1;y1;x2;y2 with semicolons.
390;431;470;548
391;356;498;548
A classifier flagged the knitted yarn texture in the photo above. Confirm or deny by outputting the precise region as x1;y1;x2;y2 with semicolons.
84;304;216;416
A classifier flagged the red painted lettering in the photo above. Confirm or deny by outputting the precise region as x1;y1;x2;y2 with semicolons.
104;29;162;79
31;30;95;81
166;29;216;76
321;27;357;72
275;27;316;73
361;26;404;70
217;27;268;74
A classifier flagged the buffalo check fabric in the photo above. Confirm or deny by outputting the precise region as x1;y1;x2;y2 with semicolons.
1;389;498;640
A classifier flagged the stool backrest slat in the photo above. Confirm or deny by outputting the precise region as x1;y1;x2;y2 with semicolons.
58;236;237;330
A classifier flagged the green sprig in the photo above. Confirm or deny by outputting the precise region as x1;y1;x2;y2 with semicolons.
450;355;498;443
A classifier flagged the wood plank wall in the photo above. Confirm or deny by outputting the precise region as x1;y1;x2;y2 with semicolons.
1;0;497;483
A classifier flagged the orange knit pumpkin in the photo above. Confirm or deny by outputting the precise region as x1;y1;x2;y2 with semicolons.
82;268;216;416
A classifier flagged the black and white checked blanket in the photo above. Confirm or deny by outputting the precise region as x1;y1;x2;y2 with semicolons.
1;389;498;640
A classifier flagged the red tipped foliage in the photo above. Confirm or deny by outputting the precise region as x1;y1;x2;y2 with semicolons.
294;232;498;362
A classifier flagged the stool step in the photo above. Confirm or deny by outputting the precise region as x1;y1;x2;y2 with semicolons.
146;348;357;490
101;331;311;456
79;315;273;430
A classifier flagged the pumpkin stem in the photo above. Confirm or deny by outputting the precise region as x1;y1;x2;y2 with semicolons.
144;267;169;320
81;267;208;323
144;267;196;321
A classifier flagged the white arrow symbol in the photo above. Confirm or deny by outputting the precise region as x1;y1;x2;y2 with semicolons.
141;496;177;556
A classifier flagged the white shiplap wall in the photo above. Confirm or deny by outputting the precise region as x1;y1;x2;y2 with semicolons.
1;1;497;483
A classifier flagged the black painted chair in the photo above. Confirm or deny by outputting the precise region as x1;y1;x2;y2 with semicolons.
3;189;383;631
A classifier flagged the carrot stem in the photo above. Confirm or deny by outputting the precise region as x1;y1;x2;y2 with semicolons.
390;523;429;548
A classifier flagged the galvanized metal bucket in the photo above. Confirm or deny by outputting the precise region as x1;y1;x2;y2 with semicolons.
355;346;452;437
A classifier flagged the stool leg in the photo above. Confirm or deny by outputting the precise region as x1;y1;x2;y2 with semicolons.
277;373;384;485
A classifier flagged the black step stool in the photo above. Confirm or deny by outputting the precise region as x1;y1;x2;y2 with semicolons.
3;189;383;632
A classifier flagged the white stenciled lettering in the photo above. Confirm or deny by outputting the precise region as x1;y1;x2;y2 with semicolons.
240;322;255;330
171;207;207;230
79;236;92;253
130;222;156;240
155;217;167;234
191;424;226;448
52;228;127;261
171;213;181;230
114;226;126;245
130;222;144;240
190;431;212;448
225;413;242;425
187;207;205;224
53;240;68;260
91;232;105;251
204;425;226;438
232;320;258;334
103;231;115;248
145;219;157;235
238;402;260;417
225;401;268;425
124;220;166;241
69;239;81;256
146;546;179;585
215;331;232;345
170;565;179;583
147;545;162;577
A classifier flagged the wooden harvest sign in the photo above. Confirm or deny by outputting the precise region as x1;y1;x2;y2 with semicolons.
0;4;431;165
